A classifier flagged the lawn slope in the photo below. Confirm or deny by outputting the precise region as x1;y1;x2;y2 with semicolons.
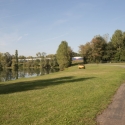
0;64;125;125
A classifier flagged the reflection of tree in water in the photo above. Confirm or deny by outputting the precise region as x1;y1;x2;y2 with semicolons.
0;69;12;82
40;68;59;75
49;68;56;73
34;68;40;76
18;70;25;78
44;68;49;74
12;69;18;80
22;68;35;76
0;68;59;82
40;68;52;75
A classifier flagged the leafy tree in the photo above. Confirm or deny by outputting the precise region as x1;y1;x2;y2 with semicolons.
111;30;125;61
67;46;73;65
72;52;80;57
103;42;115;61
120;49;125;61
12;50;18;69
36;52;42;58
34;59;40;68
44;59;49;68
1;52;12;67
18;55;26;59
53;56;58;67
14;50;18;69
0;63;3;70
122;32;125;47
42;52;46;57
111;30;123;50
40;56;45;68
56;41;71;70
46;54;55;58
91;36;107;63
49;59;54;67
0;53;3;69
79;42;92;63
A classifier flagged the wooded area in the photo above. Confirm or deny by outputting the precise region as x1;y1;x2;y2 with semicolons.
79;29;125;63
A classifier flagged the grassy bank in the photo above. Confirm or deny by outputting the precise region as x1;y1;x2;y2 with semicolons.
0;64;125;125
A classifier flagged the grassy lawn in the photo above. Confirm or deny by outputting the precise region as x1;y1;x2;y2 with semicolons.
0;63;125;125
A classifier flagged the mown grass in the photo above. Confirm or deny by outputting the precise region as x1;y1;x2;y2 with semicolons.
0;63;125;125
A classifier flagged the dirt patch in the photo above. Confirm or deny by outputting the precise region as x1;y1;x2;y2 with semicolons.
97;83;125;125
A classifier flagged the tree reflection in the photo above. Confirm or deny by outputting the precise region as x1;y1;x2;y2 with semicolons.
0;68;59;82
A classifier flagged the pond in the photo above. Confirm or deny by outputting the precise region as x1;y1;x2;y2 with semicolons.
0;68;59;82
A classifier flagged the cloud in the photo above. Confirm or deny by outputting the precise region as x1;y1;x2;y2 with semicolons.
37;33;69;43
17;36;22;41
0;33;22;46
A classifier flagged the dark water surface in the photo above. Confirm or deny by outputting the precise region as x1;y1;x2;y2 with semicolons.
0;68;59;82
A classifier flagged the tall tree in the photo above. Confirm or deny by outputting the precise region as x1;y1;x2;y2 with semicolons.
56;41;71;70
111;30;123;50
122;32;125;47
91;36;107;63
103;42;115;61
36;52;41;58
15;50;18;66
111;30;125;61
2;52;12;67
12;50;18;69
79;42;92;63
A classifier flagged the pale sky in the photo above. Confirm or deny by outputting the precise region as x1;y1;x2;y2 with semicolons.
0;0;125;56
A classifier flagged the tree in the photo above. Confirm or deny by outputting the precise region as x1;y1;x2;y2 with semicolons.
15;50;18;68
1;52;12;67
0;62;2;70
111;30;123;49
122;32;125;47
111;30;125;61
103;42;115;61
0;53;3;69
91;36;107;63
41;52;46;57
120;49;125;61
36;52;41;58
52;55;58;67
72;52;80;57
18;55;26;59
79;42;92;63
56;41;71;70
12;50;18;69
67;46;73;66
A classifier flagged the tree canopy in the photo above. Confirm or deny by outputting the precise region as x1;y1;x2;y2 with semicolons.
79;29;125;63
56;41;72;70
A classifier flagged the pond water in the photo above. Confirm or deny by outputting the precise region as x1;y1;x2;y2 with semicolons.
0;68;59;82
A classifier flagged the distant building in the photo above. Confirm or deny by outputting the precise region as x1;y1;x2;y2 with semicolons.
72;57;83;61
18;57;51;62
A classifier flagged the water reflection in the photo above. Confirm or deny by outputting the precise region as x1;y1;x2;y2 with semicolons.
0;68;59;82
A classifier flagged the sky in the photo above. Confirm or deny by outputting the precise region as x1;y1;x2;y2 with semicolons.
0;0;125;57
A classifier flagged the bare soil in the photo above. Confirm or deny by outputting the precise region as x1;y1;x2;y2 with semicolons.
97;83;125;125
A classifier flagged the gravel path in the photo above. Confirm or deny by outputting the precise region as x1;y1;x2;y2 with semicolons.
97;83;125;125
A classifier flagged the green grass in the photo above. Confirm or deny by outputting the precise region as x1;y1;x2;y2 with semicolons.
0;63;125;125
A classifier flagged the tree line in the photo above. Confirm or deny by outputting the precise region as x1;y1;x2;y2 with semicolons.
0;29;125;71
79;29;125;63
0;41;76;71
0;51;59;70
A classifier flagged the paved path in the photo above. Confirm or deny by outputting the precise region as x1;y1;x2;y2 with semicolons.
97;83;125;125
